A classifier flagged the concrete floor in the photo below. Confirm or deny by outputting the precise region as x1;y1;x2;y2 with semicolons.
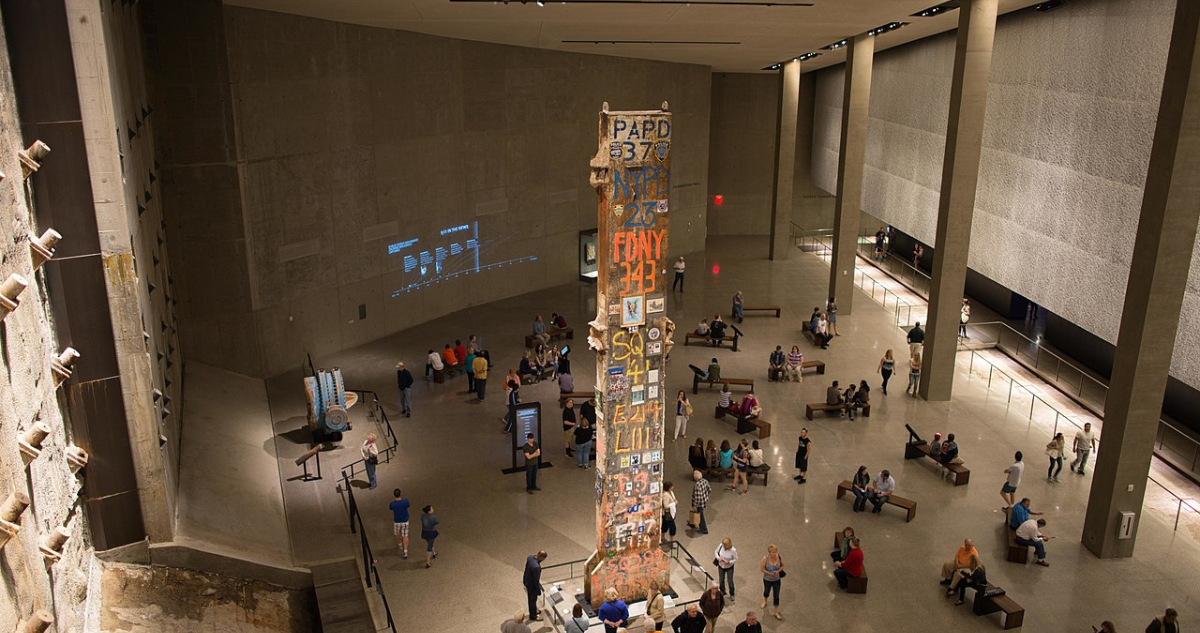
189;236;1200;632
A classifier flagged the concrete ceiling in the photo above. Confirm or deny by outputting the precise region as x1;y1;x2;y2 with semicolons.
222;0;1048;72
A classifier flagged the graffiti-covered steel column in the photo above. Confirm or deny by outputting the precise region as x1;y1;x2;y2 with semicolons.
584;103;675;606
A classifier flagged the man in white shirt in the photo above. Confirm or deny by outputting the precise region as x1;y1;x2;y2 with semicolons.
1015;518;1050;566
425;349;444;380
673;256;686;292
1071;422;1097;475
1000;451;1025;509
869;470;895;513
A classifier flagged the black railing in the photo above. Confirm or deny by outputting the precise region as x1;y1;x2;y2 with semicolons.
341;390;399;480
340;471;397;631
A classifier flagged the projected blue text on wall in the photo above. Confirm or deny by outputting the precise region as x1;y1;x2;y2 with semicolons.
387;221;537;297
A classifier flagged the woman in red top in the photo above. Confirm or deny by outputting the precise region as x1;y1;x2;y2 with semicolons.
834;538;863;589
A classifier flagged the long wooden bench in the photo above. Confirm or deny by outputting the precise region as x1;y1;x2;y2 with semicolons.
713;406;771;439
557;391;593;402
1002;508;1030;564
904;441;971;486
733;305;781;318
704;465;770;486
692;375;754;394
803;360;826;374
684;332;740;352
525;328;573;348
805;401;870;420
971;584;1025;630
836;479;916;522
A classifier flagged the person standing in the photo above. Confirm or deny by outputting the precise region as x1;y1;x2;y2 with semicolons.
468;334;482;354
833;538;864;589
869;470;895;514
464;348;478;393
523;434;541;494
698;583;725;633
759;544;784;620
1071;422;1097;475
732;291;744;323
877;349;894;395
1146;608;1181;633
661;482;678;543
673;256;686;292
875;226;886;261
562;399;577;458
396;362;414;418
907;322;925;356
574;419;594;469
715;537;738;600
646;581;666;631
504;380;522;435
794;428;811;484
361;433;379;489
827;296;840;336
1000;451;1025;509
523;551;547;622
1046;433;1066;482
564;604;590;633
907;351;922;396
735;612;763;633
580;396;596;428
420;505;439;569
671;604;706;633
959;299;971;339
675;391;692;441
389;488;411;558
598;587;630;633
691;470;711;535
473;351;489;401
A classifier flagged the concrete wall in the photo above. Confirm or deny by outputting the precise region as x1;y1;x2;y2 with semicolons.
810;0;1200;391
0;8;95;629
150;4;712;378
707;72;777;235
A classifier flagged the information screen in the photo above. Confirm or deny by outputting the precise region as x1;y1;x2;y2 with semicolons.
386;221;538;297
511;403;542;461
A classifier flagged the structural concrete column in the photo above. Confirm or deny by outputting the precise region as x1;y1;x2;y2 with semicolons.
827;35;874;314
768;59;801;260
1083;0;1200;559
918;0;998;401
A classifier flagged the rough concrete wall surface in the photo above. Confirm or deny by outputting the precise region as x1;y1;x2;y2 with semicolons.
64;0;183;545
811;0;1200;388
100;563;318;632
150;5;711;378
0;10;95;630
707;73;778;235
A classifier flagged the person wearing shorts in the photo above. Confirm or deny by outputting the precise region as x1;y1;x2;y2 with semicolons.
389;489;411;558
1000;451;1025;509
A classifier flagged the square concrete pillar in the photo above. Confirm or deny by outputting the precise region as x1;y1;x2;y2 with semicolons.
769;60;801;261
828;35;874;314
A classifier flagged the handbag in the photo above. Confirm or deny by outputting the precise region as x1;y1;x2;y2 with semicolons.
367;455;379;465
684;402;695;417
778;570;787;578
689;511;701;526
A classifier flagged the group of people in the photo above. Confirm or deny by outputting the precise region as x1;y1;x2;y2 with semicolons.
530;313;570;347
806;302;837;349
824;380;870;420
767;345;806;382
388;489;439;568
847;466;896;514
414;335;492;401
694;314;732;344
685;437;767;496
563;396;598;468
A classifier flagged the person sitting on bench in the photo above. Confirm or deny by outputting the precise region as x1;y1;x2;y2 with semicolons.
748;440;765;468
826;380;843;407
1008;498;1043;529
834;538;864;590
1015;518;1051;567
426;349;444;380
718;385;733;410
784;346;804;382
841;384;857;420
519;351;543;382
769;346;786;382
739;391;762;420
855;381;871;409
947;554;987;605
709;315;729;344
808;308;821;334
940;538;979;586
558;371;575;393
929;433;944;460
732;291;744;323
695;318;710;336
549;312;569;335
532;315;550;346
868;470;895;514
939;433;962;465
441;344;458;368
815;312;833;349
706;358;722;382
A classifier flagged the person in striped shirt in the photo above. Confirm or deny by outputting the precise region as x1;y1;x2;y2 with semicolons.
784;346;804;382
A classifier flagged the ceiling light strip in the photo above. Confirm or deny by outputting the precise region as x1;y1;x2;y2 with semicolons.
455;0;813;5
563;40;741;44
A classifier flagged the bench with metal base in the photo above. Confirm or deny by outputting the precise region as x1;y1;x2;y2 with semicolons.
684;332;740;351
904;441;971;486
714;406;771;439
692;375;753;394
806;402;870;420
836;479;917;522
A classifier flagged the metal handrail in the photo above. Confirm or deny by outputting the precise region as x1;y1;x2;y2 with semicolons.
341;390;399;480
339;471;398;631
1148;475;1200;531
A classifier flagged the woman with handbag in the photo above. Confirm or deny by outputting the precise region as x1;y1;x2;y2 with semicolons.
646;581;666;631
361;433;379;489
946;554;985;605
661;482;678;543
1046;432;1066;482
420;505;439;569
714;537;738;600
760;544;785;620
674;391;693;441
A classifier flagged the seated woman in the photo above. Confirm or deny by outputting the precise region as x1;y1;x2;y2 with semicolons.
784;346;804;382
855;382;871;406
718;386;733;410
718;440;733;469
850;465;871;512
705;440;720;469
739;392;762;419
830;526;855;562
947;554;986;605
518;352;541;382
841;384;858;420
695;318;710;336
688;439;708;472
747;440;765;468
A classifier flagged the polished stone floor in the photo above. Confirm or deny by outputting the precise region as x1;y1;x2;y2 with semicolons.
204;236;1200;632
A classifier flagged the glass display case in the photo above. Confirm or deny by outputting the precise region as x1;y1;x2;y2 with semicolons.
579;229;598;282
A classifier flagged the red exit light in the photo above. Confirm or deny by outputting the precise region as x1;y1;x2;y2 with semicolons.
714;195;724;206
712;265;720;274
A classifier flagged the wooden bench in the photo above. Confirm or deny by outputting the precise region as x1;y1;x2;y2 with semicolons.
1002;508;1029;564
557;391;593;403
903;441;971;486
836;480;916;522
525;328;573;348
733;305;781;318
972;584;1025;630
845;571;869;594
692;375;754;394
704;465;770;486
713;406;771;439
432;367;446;383
684;332;740;352
803;360;826;374
805;402;870;420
